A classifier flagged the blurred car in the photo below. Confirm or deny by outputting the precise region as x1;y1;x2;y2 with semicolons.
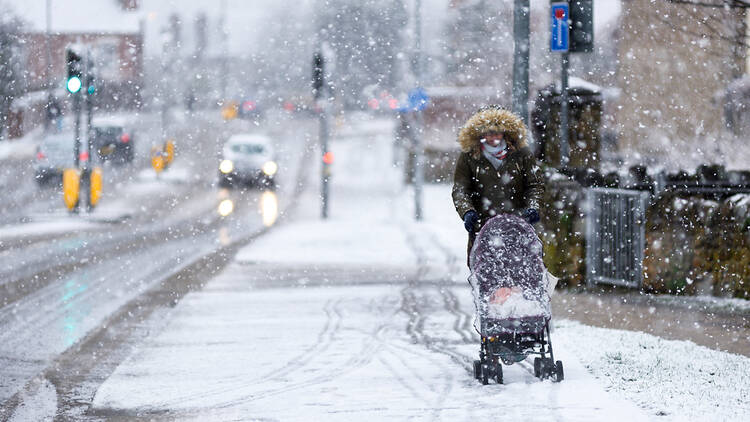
218;134;278;188
238;100;263;120
34;132;78;185
92;116;134;163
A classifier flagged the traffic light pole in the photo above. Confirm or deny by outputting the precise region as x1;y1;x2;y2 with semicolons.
320;100;329;219
313;51;330;219
560;52;570;167
73;92;81;168
512;0;530;126
84;54;95;211
85;54;93;170
413;0;424;221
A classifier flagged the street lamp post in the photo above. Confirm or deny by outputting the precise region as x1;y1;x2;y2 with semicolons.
413;0;424;221
512;0;530;127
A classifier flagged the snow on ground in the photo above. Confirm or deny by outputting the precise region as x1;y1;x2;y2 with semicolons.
0;219;100;241
555;320;750;420
134;164;193;185
93;283;650;421
92;113;750;420
88;164;195;218
8;378;56;422
237;220;416;266
0;129;40;161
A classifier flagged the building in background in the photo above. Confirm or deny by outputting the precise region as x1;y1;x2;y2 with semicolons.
20;0;144;108
4;0;144;138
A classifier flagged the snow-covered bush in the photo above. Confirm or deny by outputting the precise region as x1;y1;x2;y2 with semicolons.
644;193;749;298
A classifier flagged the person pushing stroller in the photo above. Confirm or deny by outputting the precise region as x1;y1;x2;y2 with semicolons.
452;105;545;253
452;106;562;384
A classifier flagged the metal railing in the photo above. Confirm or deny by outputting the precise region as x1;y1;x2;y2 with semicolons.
585;188;650;288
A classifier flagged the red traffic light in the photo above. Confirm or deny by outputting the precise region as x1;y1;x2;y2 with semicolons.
322;152;334;165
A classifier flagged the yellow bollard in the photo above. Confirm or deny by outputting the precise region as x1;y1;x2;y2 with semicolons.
221;102;238;120
151;147;165;174
90;167;103;207
164;139;175;165
62;168;80;211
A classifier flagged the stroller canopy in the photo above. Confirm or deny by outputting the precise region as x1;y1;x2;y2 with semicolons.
470;214;549;321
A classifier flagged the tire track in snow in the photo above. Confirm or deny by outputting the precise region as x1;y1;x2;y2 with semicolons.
204;300;388;411
147;298;345;410
424;230;477;342
365;293;450;408
400;285;474;370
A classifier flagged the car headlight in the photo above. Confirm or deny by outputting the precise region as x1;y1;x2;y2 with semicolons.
262;161;278;176
219;159;234;174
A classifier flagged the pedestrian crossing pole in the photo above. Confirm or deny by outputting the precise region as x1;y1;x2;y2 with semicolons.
413;0;424;221
313;51;330;219
512;0;530;127
560;51;570;167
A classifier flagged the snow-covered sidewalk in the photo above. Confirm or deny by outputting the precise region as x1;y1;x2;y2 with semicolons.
89;113;750;421
0;129;40;161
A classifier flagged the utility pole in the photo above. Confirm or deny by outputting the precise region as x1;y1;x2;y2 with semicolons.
73;90;81;167
413;0;424;221
67;48;83;168
313;51;330;219
560;52;570;167
45;0;52;131
83;50;95;210
550;1;574;167
512;0;530;127
220;0;228;103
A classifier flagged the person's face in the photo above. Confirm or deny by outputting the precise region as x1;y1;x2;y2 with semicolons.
482;133;504;147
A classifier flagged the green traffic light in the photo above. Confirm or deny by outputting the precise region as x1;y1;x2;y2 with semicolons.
87;85;95;95
67;76;82;93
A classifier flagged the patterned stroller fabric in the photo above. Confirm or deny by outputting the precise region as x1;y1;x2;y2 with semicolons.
469;214;550;335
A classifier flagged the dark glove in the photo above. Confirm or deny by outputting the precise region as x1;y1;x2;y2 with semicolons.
523;208;540;225
463;210;479;232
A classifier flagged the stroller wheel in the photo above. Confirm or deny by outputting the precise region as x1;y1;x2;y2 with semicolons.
473;360;481;380
480;364;490;385
533;357;542;378
494;364;503;384
554;360;564;382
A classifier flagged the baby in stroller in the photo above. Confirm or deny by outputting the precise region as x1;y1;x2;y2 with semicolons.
469;214;563;384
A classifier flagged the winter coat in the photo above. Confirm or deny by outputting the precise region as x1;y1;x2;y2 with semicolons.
452;107;545;237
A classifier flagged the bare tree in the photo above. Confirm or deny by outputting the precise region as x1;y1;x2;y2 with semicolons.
660;0;748;77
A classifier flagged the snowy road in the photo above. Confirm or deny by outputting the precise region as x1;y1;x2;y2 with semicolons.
0;110;317;418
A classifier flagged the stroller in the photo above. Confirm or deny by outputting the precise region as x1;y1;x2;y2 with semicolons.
469;214;563;385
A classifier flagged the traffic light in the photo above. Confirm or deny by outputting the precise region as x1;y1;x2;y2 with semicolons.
569;0;594;53
66;49;83;93
85;57;96;95
312;52;324;99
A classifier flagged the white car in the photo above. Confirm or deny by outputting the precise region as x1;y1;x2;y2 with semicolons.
218;134;278;188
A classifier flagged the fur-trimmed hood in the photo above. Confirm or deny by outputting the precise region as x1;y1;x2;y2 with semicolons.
457;107;528;157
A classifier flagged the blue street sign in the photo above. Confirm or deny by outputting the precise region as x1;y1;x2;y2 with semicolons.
550;3;569;52
408;88;429;111
398;88;429;112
